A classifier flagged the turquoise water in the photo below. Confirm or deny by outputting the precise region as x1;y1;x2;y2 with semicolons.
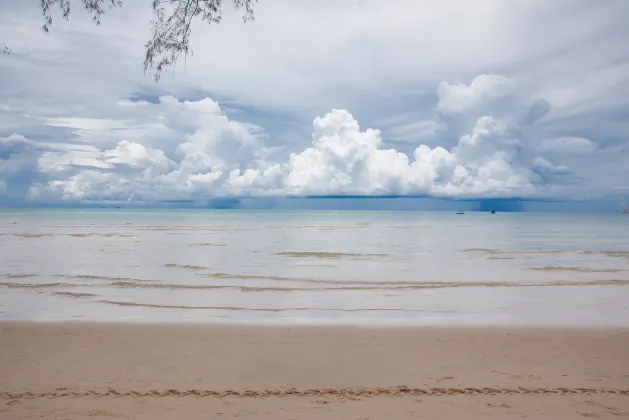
1;209;628;325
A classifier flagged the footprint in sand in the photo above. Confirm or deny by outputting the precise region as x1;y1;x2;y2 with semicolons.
578;413;601;418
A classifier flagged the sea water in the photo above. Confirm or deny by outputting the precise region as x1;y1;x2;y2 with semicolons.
1;209;628;325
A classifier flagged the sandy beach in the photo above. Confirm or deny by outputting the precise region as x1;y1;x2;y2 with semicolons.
1;322;628;419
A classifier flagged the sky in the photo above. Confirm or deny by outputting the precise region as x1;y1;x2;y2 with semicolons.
1;0;628;210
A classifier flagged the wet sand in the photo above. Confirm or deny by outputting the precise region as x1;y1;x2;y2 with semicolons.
1;322;629;419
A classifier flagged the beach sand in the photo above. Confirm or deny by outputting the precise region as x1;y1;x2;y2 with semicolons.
1;322;629;419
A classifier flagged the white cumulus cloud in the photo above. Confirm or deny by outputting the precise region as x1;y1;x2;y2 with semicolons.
437;74;515;116
13;74;549;202
2;73;626;203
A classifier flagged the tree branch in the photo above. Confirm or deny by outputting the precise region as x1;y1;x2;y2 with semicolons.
40;0;122;33
143;0;257;81
39;0;257;81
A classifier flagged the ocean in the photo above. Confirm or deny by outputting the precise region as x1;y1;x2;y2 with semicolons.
1;209;628;325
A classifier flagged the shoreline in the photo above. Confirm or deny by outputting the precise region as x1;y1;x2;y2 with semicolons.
4;318;629;327
2;322;629;418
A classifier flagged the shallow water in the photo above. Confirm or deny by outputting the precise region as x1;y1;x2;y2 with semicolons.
1;209;628;325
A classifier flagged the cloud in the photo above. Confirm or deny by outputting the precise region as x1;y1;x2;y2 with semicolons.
45;117;130;132
2;0;629;204
0;134;44;198
38;147;112;173
250;109;533;197
436;74;515;116
1;75;566;202
539;136;598;154
532;157;569;174
385;119;440;142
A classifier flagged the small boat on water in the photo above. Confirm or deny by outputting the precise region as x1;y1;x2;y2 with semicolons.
490;209;496;214
456;211;464;215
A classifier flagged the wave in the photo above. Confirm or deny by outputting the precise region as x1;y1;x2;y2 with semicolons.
0;274;153;283
276;251;389;259
0;233;135;238
461;248;629;258
0;282;70;289
582;251;629;258
460;248;567;254
198;272;629;287
57;274;145;282
197;272;485;286
164;264;209;271
198;272;342;283
263;225;370;229
66;233;135;238
528;267;624;273
3;279;629;292
133;226;253;232
1;233;53;238
53;292;97;298
97;300;427;311
231;279;629;291
289;264;338;268
2;273;40;279
186;243;227;247
260;224;471;229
